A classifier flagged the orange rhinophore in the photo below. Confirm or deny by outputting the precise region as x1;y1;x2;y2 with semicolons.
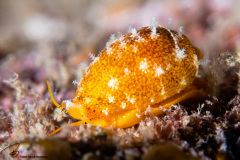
47;24;204;136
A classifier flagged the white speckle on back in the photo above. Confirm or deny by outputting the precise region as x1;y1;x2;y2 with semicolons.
167;28;185;61
85;97;91;104
177;89;181;93
155;65;164;76
119;41;126;48
193;54;199;76
106;34;116;48
167;28;179;47
106;49;113;55
151;17;157;38
166;64;172;70
84;69;90;76
126;94;136;104
88;52;96;61
175;48;186;60
139;58;148;73
130;98;136;104
78;87;83;92
121;102;126;109
180;77;187;86
117;32;124;42
88;52;99;65
193;54;199;68
129;26;137;37
150;98;154;103
108;78;119;89
178;26;184;36
124;68;130;75
133;46;138;53
108;96;115;103
92;56;99;64
161;87;165;95
102;110;108;116
137;35;145;42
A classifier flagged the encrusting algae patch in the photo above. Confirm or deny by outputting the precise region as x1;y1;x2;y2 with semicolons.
47;23;204;135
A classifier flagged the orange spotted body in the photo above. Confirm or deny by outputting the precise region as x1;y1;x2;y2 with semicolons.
47;25;202;135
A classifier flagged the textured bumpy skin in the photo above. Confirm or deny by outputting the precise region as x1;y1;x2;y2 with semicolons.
67;26;202;123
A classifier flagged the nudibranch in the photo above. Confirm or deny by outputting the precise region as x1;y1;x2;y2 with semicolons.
47;25;203;136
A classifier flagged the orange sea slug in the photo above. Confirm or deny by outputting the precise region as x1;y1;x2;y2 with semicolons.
47;24;203;135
